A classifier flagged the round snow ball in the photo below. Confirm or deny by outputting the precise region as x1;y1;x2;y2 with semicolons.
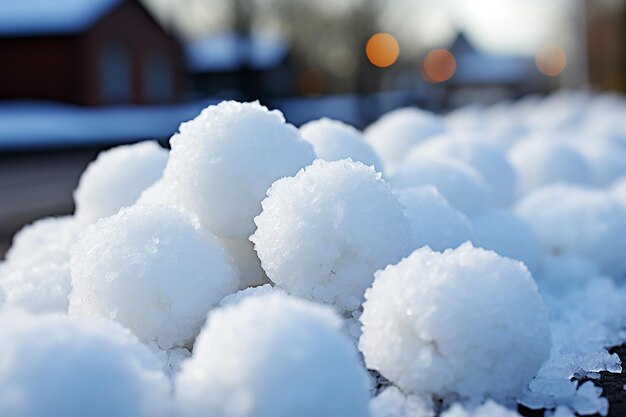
0;310;171;417
176;293;371;417
0;216;79;313
516;184;626;278
390;156;490;217
370;386;434;417
359;243;551;402
300;117;382;171
146;100;315;240
250;159;412;313
441;400;522;417
396;186;473;252
507;137;592;196
408;135;517;207
364;108;445;173
471;210;541;274
69;204;239;349
74;141;168;224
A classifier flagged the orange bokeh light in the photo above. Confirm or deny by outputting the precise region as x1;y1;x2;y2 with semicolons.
366;33;400;68
423;49;456;83
535;44;567;77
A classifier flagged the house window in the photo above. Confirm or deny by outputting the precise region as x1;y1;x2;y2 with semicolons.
99;41;132;103
143;50;173;103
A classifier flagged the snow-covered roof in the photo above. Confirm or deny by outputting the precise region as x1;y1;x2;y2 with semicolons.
0;0;122;37
185;32;289;73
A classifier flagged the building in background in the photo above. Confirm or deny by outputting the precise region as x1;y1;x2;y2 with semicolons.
185;31;294;100
0;0;184;106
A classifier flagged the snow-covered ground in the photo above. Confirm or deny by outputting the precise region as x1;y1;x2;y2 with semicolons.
1;91;626;417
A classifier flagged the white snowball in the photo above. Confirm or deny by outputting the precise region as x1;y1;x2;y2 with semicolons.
359;243;551;402
0;310;171;417
408;135;517;207
441;401;522;417
74;141;168;224
176;293;371;417
573;139;626;186
391;156;490;217
218;284;277;307
0;216;79;313
471;210;541;274
516;184;626;278
251;159;412;313
364;108;445;172
610;176;626;208
219;238;269;290
507;138;591;196
396;187;473;252
140;101;315;240
300;117;382;170
370;386;434;417
69;204;239;349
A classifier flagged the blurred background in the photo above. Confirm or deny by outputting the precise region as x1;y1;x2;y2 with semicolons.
0;0;625;257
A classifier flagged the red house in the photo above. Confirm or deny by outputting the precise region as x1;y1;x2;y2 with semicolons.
0;0;184;106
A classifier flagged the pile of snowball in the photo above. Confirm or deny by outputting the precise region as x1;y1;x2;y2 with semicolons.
1;91;626;417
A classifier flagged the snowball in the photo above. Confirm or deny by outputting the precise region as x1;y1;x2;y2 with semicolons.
471;210;541;273
611;176;626;208
300;117;382;170
175;293;371;417
0;216;79;313
359;243;551;402
219;238;269;290
218;284;277;307
440;400;522;417
69;204;239;349
516;184;626;278
507;138;591;196
364;108;445;172
396;187;473;252
573;139;626;186
140;101;315;240
390;155;490;217
251;159;412;313
370;386;434;417
74;141;168;224
0;310;171;417
408;135;517;207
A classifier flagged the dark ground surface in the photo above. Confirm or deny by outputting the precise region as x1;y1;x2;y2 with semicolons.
519;344;626;417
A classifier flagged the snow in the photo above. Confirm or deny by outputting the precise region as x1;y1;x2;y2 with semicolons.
3;93;626;416
73;141;168;224
395;186;473;252
0;216;79;313
507;137;592;196
441;400;522;417
300;117;382;171
516;184;626;278
175;292;371;417
359;243;551;403
250;159;411;314
471;209;541;274
0;0;121;37
0;309;171;417
140;100;315;240
364;107;446;172
69;204;239;349
185;31;288;72
407;134;517;207
391;155;491;217
370;386;435;417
